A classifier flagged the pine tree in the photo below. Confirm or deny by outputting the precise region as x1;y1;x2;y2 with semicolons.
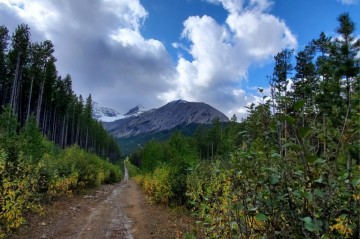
9;24;30;116
0;26;9;108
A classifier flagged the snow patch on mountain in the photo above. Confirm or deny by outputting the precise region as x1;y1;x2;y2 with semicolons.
93;102;147;122
124;105;146;117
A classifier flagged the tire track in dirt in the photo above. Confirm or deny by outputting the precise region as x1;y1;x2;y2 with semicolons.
10;180;134;239
9;166;199;239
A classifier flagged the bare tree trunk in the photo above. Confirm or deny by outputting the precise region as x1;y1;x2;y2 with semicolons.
85;127;89;150
26;76;34;121
36;64;47;124
10;52;21;114
52;107;57;142
71;106;76;144
36;77;45;124
42;101;47;134
76;118;80;146
64;114;69;147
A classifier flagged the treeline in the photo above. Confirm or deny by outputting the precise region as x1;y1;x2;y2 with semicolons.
0;24;120;161
0;24;122;237
0;110;122;237
130;13;360;238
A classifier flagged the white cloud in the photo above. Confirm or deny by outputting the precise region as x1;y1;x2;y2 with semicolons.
159;0;297;118
0;0;174;113
1;0;298;119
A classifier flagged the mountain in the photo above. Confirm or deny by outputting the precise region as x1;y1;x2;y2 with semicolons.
93;103;146;122
103;100;229;138
92;102;123;122
123;105;146;117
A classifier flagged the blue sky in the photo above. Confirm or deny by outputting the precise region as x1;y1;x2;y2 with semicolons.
0;0;359;118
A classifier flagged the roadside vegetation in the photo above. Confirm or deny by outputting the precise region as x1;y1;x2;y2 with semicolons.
0;25;122;237
130;13;360;238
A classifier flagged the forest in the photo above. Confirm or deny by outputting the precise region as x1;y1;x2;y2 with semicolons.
129;13;360;238
0;24;122;236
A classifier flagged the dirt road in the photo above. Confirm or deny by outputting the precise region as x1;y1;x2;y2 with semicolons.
9;168;198;239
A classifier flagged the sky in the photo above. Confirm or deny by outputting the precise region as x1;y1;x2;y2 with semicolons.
0;0;359;119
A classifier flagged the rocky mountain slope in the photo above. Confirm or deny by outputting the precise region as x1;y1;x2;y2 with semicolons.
103;100;229;138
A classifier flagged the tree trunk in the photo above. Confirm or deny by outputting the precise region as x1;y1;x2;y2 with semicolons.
36;78;45;124
26;76;34;121
10;52;21;114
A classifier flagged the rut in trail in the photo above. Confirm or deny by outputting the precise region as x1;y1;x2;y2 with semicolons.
10;168;134;239
10;165;198;239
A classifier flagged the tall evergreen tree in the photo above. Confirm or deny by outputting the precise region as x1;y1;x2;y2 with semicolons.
0;26;9;108
9;24;30;116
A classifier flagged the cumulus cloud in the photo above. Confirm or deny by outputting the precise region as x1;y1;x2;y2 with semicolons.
159;0;297;119
0;0;174;113
1;0;297;119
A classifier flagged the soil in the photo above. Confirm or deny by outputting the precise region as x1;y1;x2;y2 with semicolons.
8;168;199;239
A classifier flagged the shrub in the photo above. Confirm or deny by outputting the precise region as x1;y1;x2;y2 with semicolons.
141;165;173;205
0;149;43;237
124;158;141;178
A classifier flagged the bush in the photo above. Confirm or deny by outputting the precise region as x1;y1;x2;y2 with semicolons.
186;149;360;238
44;145;122;190
0;149;43;237
141;165;173;205
124;158;141;177
0;144;122;236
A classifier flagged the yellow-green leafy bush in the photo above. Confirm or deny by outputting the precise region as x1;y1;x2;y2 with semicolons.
0;149;43;237
140;165;173;204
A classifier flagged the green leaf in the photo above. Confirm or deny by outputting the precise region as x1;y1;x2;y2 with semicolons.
283;142;301;151
305;191;313;203
352;178;360;187
230;221;239;231
270;174;280;185
299;127;311;138
256;213;268;221
264;167;279;173
270;152;281;159
306;155;317;163
285;116;296;124
314;189;325;198
294;100;305;111
314;177;325;185
302;217;318;232
314;158;326;164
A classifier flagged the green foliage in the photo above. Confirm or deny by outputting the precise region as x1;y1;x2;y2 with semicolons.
0;23;123;236
0;105;19;160
132;133;199;205
124;158;141;177
0;149;43;237
19;115;45;162
0;24;121;162
186;148;360;238
139;165;173;205
131;13;360;238
42;145;122;192
0;110;122;236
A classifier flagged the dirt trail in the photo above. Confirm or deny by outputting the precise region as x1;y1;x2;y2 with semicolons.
9;168;198;239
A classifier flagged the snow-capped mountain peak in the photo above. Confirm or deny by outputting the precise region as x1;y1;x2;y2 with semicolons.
93;103;146;122
92;102;123;122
